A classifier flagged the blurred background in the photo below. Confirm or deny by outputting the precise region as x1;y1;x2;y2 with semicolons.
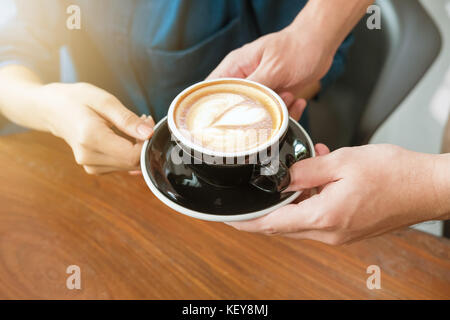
0;0;449;236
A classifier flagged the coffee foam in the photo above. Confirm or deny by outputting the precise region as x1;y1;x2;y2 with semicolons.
174;81;282;153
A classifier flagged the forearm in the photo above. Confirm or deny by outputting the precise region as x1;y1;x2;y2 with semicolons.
0;64;49;132
402;150;450;223
431;153;450;220
442;115;450;153
289;0;373;56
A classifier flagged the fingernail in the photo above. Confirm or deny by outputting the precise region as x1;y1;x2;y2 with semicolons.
137;123;153;139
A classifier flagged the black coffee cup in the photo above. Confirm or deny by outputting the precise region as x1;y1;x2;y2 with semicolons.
167;78;294;193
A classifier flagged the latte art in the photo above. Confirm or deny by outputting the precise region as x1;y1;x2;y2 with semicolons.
204;95;269;129
174;81;282;153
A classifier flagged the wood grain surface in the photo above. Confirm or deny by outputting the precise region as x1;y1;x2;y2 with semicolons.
0;131;449;299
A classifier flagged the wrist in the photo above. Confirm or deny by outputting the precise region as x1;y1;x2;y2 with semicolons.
0;70;52;133
29;83;62;135
288;0;372;56
430;153;450;220
285;3;337;58
391;147;449;223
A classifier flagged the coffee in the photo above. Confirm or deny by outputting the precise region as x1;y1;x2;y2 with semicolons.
173;80;283;153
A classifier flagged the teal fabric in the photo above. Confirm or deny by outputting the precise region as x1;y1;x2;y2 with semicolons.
0;0;352;128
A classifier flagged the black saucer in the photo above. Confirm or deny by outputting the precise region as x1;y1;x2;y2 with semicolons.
141;117;314;221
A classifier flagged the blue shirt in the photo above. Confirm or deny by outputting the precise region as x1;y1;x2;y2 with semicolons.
0;0;352;122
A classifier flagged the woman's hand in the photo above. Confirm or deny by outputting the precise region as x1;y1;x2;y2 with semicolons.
33;82;154;174
227;144;450;245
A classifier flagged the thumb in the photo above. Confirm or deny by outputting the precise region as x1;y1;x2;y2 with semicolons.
207;45;263;80
89;94;153;141
314;143;330;157
285;147;337;192
246;63;277;89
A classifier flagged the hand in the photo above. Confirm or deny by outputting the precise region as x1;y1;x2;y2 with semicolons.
227;144;447;245
207;23;334;98
34;82;154;174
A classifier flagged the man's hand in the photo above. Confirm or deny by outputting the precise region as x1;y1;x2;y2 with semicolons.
207;0;373;97
227;144;450;245
208;0;374;99
34;82;154;174
207;26;331;98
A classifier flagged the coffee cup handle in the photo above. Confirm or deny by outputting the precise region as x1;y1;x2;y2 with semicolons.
249;160;290;193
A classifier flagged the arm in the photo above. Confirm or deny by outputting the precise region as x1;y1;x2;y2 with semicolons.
433;153;450;220
0;65;48;132
443;115;450;153
290;0;374;58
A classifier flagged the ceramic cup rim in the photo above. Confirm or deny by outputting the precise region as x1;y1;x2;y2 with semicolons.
140;116;316;222
166;78;290;158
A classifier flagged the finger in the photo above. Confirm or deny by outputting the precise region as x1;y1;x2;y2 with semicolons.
279;92;294;108
135;115;155;143
226;193;329;234
246;59;278;89
147;116;155;127
142;114;155;127
247;66;271;87
85;126;143;167
314;143;330;156
207;53;246;79
283;230;336;244
207;45;263;80
307;143;332;193
86;88;154;140
285;144;330;203
284;151;338;192
136;115;155;144
288;99;307;122
83;165;139;175
128;170;142;175
75;143;143;169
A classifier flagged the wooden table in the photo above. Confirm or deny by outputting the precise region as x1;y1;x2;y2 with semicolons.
0;131;449;299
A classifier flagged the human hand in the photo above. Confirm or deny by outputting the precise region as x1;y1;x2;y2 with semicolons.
207;22;334;98
227;144;448;245
34;82;154;174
